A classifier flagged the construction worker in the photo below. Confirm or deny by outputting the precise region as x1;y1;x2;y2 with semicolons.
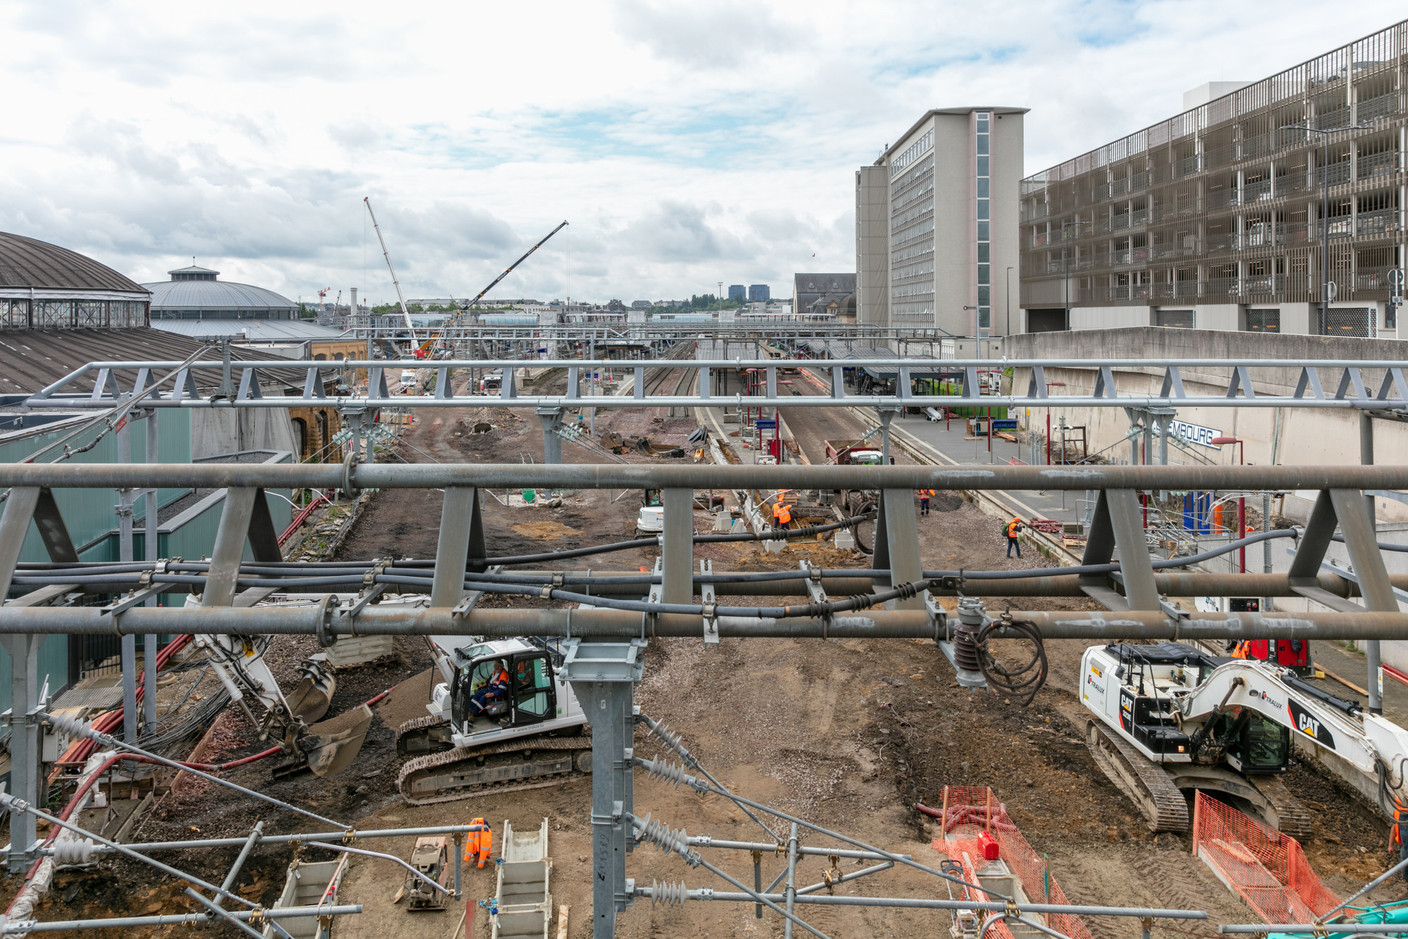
465;817;494;869
775;498;792;531
918;488;934;516
1005;517;1024;558
467;661;510;718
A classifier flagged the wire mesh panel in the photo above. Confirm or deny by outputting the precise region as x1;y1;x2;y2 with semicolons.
1192;791;1340;923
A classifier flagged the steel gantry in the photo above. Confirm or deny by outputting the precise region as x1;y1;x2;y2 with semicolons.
25;356;1408;414
5;460;1408;936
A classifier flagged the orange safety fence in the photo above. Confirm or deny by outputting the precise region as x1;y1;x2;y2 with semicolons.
1192;791;1340;924
933;787;1096;939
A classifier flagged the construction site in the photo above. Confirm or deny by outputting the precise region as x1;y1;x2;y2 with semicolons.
4;342;1408;939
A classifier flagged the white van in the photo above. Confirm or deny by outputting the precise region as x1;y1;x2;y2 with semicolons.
400;369;417;389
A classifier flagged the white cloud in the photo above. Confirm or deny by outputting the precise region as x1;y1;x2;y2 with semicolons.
0;0;1402;302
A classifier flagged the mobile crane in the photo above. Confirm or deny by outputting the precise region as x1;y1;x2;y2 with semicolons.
1081;641;1408;836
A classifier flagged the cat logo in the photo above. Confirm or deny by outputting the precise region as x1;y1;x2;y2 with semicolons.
1288;700;1336;750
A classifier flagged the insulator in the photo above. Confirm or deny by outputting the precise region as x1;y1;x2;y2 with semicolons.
50;838;96;865
639;757;693;789
647;720;684;752
650;880;689;907
44;712;96;741
952;620;983;671
635;814;690;859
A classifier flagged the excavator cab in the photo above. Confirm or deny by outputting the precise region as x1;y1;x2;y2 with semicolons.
1223;712;1290;775
451;652;557;732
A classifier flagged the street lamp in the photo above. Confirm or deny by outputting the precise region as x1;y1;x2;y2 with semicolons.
1280;122;1374;335
1210;436;1245;573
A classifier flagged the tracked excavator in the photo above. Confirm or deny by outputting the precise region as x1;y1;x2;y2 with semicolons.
395;636;590;805
1081;642;1408;837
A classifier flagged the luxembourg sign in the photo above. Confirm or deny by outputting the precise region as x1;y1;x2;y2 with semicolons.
1152;419;1224;449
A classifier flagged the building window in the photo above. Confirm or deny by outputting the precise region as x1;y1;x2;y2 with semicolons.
1320;307;1374;337
1244;308;1281;332
976;113;992;334
1155;309;1195;328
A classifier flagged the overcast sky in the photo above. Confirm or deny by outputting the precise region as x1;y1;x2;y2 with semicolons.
3;2;1403;306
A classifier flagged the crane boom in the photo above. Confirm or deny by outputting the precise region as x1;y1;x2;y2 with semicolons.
461;220;569;311
363;196;419;347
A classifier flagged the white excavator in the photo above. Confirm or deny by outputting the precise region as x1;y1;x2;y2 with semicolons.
196;632;372;777
394;635;590;805
1081;642;1408;836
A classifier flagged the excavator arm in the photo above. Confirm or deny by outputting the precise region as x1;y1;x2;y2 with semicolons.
1178;660;1408;797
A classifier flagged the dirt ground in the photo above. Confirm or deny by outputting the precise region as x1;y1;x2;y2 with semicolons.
16;367;1403;937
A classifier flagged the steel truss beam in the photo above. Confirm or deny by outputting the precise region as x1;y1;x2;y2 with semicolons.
26;357;1408;412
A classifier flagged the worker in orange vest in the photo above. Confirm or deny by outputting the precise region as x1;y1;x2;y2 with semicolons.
464;817;494;868
1005;517;1024;558
773;498;792;531
917;488;935;517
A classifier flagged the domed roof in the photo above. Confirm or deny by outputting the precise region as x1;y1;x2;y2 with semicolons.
143;265;296;313
0;232;148;293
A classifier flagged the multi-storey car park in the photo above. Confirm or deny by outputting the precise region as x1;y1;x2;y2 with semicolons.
1020;20;1408;337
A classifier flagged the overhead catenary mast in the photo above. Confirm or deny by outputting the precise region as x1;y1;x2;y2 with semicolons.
363;196;419;348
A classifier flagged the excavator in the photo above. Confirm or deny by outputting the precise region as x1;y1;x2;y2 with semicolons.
1081;641;1408;837
196;632;372;777
394;635;590;804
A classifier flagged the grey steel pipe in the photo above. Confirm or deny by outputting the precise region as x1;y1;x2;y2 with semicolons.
0;904;363;934
784;823;800;939
182;888;270;939
1220;926;1408;935
85;823;489;854
793;861;895;896
685;837;904;861
0;793;256;912
217;820;264;897
4;461;1408;492
632;887;1206;918
8;605;1408;641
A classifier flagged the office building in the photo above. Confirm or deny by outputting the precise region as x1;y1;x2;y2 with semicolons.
728;284;747;301
1019;20;1408;337
748;284;770;302
856;107;1027;336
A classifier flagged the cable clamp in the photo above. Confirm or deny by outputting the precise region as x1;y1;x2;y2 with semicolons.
551;573;565;588
1004;900;1020;920
701;605;719;646
540;585;554;599
340;827;357;845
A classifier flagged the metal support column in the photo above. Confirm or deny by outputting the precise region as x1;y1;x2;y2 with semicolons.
142;409;159;726
881;487;923;610
116;415;138;743
562;640;646;939
1081;490;1160;611
1361;413;1381;704
661;489;693;605
2;634;44;872
431;487;484;607
876;407;898;465
1329;489;1393;713
537;407;564;465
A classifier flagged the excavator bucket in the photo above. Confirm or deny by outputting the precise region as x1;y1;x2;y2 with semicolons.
297;705;374;777
285;656;337;724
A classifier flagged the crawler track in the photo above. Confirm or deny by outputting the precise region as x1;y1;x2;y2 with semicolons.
1085;720;1191;832
397;734;593;806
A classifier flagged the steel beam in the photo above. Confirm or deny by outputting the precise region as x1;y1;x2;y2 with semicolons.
2;634;43;872
1330;488;1396;712
536;408;564;465
6;462;1408;493
431;487;484;607
561;639;647;939
880;488;923;611
30;356;1408;412
7;603;1408;640
662;489;694;605
0;487;41;599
